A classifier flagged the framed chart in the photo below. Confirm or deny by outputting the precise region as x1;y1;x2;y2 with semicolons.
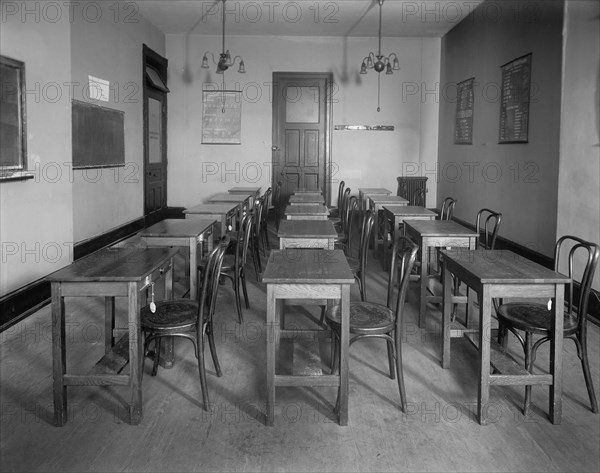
499;53;532;143
454;77;475;144
202;90;242;144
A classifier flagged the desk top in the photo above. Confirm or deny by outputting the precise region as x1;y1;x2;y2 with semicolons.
184;203;238;214
441;249;570;285
262;249;354;284
289;194;325;204
358;188;392;195
207;193;251;203
285;204;329;216
404;220;478;237
369;195;409;205
228;186;261;194
47;247;178;282
140;219;217;238
278;219;337;238
383;205;436;217
294;189;322;194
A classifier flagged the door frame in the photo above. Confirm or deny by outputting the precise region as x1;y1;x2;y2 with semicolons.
143;44;168;226
271;72;333;206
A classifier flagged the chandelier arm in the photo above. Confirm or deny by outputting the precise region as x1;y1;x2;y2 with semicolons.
221;0;226;55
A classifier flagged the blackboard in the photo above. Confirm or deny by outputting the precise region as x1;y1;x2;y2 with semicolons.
202;90;242;144
499;54;532;143
72;100;125;168
454;77;474;144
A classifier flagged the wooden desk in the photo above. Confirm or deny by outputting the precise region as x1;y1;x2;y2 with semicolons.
441;249;569;425
184;203;238;236
262;249;355;426
285;204;329;220
368;195;409;250
278;220;337;250
294;189;323;194
48;247;177;426
228;186;261;197
289;193;325;205
404;220;478;327
140;219;216;299
382;205;436;270
207;192;252;225
358;187;392;221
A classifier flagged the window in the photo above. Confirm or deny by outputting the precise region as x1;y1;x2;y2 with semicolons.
0;55;27;177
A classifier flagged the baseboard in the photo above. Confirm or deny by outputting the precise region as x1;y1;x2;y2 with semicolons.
1;208;182;332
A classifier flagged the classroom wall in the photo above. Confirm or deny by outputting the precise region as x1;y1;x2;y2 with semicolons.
165;34;440;207
70;1;165;243
0;3;73;296
438;0;564;256
557;0;600;291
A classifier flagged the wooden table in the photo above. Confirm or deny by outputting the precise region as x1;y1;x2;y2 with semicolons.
184;203;238;236
278;220;338;250
228;186;261;197
358;187;392;221
48;247;177;426
441;249;570;425
294;189;323;194
262;249;355;426
140;219;216;299
368;195;409;250
285;204;329;220
289;193;325;205
382;205;437;270
404;220;478;327
207;192;252;224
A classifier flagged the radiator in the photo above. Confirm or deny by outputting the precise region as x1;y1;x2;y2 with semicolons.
397;176;428;206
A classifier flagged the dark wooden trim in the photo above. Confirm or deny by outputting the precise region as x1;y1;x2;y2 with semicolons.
73;217;145;260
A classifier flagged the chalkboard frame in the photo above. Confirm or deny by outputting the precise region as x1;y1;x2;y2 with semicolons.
499;53;532;144
72;99;125;169
202;90;242;144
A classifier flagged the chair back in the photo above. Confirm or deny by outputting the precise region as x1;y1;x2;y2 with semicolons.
439;197;457;220
273;181;282;228
339;187;352;229
252;196;264;236
554;236;600;324
387;236;419;320
358;210;374;272
198;237;228;325
475;208;502;249
413;188;426;207
236;212;254;270
336;180;345;209
263;187;272;211
344;196;359;254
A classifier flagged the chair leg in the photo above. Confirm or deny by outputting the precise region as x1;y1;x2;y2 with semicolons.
232;277;243;324
196;335;211;411
577;333;599;413
152;337;161;376
395;332;407;412
523;332;534;416
241;272;250;309
207;325;222;377
386;338;395;380
359;272;367;302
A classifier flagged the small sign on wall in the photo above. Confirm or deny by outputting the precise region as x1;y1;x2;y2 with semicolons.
88;75;110;102
499;53;532;143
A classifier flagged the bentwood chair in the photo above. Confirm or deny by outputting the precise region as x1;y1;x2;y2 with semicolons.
439;197;457;221
260;187;272;254
334;188;352;250
249;196;265;278
346;209;374;302
497;235;599;415
267;181;282;231
413;188;426;208
326;236;419;412
328;180;345;222
141;238;228;411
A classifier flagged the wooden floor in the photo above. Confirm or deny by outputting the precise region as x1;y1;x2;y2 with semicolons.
2;228;599;472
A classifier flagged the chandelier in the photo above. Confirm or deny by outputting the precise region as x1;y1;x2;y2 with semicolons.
201;0;245;74
360;0;400;111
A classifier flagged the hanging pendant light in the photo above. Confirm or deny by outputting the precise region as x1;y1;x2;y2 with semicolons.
201;0;246;75
360;0;400;111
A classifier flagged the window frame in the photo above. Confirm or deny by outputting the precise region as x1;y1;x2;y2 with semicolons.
1;55;27;175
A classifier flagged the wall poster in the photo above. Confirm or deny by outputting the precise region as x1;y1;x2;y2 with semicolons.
499;53;532;143
202;90;242;144
454;77;475;144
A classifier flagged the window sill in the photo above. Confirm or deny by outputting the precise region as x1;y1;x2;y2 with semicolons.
0;171;35;182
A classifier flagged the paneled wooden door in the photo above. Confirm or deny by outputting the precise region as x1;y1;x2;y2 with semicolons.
272;72;332;207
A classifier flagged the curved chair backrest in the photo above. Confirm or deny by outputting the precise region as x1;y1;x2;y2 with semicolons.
358;209;375;273
273;181;282;228
340;187;352;229
263;187;272;211
388;236;419;320
554;236;600;323
198;237;228;325
344;196;359;253
440;197;457;221
336;180;345;209
475;208;502;249
237;213;254;269
413;188;426;207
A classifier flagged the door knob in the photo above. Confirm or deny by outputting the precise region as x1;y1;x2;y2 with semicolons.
272;146;280;151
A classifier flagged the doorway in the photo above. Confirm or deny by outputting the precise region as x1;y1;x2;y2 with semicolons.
271;72;332;206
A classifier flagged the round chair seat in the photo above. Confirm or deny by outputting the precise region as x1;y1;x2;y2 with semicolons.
497;302;579;336
326;302;394;334
141;299;199;331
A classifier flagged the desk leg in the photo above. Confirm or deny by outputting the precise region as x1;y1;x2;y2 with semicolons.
51;283;67;426
442;263;452;369
105;297;115;354
128;282;143;425
418;243;428;328
477;286;491;425
338;284;350;426
189;237;197;300
549;285;564;424
266;285;279;426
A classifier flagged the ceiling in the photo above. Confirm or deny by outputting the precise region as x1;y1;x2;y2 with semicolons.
136;0;483;38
